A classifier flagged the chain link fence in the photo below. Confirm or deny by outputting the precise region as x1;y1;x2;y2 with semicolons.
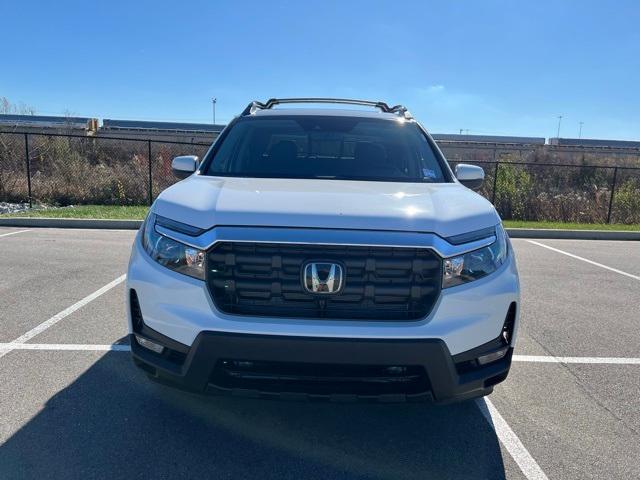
0;131;209;207
448;160;640;224
1;131;639;224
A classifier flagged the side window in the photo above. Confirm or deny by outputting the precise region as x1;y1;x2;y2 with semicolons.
413;132;446;182
208;123;246;172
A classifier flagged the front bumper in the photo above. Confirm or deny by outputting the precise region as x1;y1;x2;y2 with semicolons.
127;225;519;403
130;329;513;404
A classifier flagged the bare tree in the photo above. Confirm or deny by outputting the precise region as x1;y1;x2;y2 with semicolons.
0;97;11;114
0;96;36;115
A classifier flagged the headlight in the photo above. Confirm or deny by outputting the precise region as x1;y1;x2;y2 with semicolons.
443;224;508;288
141;213;205;280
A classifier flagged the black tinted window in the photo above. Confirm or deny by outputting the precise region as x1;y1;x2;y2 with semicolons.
204;115;449;182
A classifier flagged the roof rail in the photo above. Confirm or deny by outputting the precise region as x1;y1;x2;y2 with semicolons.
241;98;412;119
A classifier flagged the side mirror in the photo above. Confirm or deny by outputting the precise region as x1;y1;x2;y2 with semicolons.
172;155;199;179
455;164;484;191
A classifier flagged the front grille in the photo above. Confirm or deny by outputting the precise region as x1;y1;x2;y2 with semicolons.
206;242;442;320
211;360;430;396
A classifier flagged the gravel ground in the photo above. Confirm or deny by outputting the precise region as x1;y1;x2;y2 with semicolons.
0;202;30;215
0;202;67;215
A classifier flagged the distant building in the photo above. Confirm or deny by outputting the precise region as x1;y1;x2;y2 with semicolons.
432;134;545;145
2;114;639;156
549;137;640;149
0;114;223;143
0;114;96;133
100;119;225;143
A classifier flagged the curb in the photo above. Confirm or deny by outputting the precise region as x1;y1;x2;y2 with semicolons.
1;217;639;240
0;217;143;230
505;228;640;241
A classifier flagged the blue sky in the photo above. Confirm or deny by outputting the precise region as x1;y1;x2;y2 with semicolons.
2;0;639;139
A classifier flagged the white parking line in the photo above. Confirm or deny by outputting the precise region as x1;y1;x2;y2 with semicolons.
476;397;549;480
514;355;640;365
0;274;126;359
0;343;131;351
0;229;30;238
2;343;640;367
527;240;640;281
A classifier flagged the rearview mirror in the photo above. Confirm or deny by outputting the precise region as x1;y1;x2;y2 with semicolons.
455;164;484;191
172;155;199;179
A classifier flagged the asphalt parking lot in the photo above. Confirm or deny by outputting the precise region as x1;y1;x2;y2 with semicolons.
0;227;638;479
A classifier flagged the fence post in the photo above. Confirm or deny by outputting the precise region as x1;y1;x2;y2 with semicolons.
24;133;32;208
491;161;500;205
147;140;153;206
606;167;618;224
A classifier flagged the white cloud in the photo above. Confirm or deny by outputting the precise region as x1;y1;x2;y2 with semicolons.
424;84;445;93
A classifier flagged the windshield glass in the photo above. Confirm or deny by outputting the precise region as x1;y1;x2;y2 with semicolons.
203;115;450;182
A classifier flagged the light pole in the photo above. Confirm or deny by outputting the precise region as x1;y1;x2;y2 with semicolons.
556;115;563;138
578;121;584;139
212;97;217;125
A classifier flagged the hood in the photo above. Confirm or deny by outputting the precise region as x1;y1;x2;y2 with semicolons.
153;176;500;238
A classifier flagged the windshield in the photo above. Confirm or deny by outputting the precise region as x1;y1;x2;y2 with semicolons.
203;115;450;182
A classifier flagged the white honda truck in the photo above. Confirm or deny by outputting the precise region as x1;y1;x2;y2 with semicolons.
126;98;520;404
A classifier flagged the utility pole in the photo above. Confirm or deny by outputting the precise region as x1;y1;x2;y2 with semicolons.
556;115;563;138
212;97;217;125
578;121;584;139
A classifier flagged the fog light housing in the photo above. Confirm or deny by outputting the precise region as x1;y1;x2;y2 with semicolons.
477;346;509;366
502;303;517;345
135;335;165;354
